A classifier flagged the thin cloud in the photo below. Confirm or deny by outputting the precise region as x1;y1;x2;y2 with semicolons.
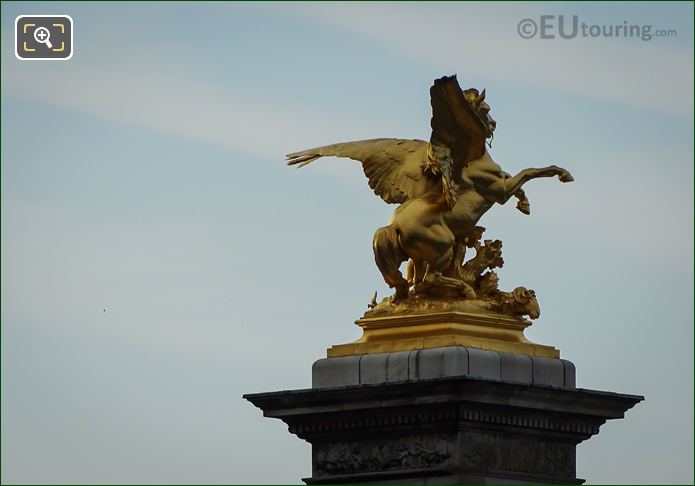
2;60;349;160
294;4;693;117
1;55;387;187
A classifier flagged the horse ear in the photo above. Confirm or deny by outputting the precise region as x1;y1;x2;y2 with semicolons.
478;89;486;104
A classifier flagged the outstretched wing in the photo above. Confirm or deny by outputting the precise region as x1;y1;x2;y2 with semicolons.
429;75;487;181
287;138;433;204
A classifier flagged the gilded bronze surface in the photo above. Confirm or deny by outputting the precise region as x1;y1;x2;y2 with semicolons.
288;75;572;356
327;312;559;358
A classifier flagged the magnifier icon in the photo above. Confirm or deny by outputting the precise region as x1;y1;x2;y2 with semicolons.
33;27;53;49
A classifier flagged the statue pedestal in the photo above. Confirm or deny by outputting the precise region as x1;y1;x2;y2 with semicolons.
328;311;559;358
245;347;642;484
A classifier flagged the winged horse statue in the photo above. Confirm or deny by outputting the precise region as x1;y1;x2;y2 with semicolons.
287;75;573;304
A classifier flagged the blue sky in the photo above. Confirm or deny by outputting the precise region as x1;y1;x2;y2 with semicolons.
1;2;693;484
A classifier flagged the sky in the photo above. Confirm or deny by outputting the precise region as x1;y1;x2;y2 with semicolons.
1;1;693;484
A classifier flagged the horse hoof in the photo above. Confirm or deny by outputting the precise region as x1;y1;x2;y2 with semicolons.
516;202;530;215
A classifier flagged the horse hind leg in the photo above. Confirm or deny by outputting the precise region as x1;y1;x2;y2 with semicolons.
373;225;409;302
413;235;476;299
406;259;427;286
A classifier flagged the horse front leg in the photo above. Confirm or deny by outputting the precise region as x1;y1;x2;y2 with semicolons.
502;165;574;203
503;171;530;215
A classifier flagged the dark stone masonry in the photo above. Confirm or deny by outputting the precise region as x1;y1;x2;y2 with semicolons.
245;347;642;484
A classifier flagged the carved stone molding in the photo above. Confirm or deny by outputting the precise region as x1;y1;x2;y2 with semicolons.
314;433;454;475
288;404;602;440
458;430;574;477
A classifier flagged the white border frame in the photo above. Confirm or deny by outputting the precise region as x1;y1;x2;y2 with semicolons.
15;15;74;61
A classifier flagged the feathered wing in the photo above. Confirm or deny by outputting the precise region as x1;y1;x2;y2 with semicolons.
286;138;434;204
429;75;488;199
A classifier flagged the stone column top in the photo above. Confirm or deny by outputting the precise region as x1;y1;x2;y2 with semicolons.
313;346;575;389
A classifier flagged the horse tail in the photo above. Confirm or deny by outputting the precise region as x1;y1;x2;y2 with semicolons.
373;225;408;291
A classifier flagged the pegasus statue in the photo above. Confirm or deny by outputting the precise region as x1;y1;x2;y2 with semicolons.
287;75;573;317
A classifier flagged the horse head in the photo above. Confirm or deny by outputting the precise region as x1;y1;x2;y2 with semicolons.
464;88;496;140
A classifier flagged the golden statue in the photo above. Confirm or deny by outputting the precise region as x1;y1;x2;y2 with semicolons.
287;76;573;357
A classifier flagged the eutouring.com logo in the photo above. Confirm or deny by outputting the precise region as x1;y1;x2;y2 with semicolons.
517;15;677;41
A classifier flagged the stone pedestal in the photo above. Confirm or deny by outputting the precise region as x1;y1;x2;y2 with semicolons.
244;347;642;484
